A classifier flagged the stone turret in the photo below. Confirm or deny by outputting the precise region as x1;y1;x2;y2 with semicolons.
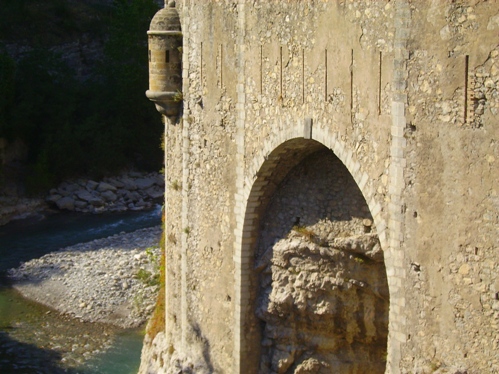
146;0;182;119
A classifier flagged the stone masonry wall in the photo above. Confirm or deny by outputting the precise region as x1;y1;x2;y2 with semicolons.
140;1;499;373
400;2;499;373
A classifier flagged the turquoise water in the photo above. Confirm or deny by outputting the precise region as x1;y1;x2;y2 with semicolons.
82;329;144;374
0;207;161;373
0;206;162;273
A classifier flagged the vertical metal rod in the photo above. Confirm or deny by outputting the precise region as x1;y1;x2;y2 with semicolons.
378;51;382;115
260;45;263;94
280;46;283;98
302;49;305;104
464;54;469;123
350;49;354;122
325;48;328;102
220;44;223;88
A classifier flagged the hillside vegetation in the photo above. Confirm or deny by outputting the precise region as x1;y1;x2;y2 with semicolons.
0;0;162;194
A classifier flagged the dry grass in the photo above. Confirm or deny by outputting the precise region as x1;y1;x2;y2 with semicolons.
292;225;316;241
146;214;166;339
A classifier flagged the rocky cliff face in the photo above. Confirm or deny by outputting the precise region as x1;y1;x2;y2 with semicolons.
256;232;388;374
255;151;388;374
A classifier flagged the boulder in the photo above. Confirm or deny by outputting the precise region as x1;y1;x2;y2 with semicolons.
135;178;156;190
121;178;138;191
75;190;95;202
145;186;164;200
58;182;79;193
75;190;103;207
56;196;75;211
93;206;106;213
105;178;125;188
153;174;165;187
74;200;87;209
101;190;118;202
116;189;128;196
130;191;142;202
97;182;117;193
89;197;104;207
110;204;127;212
46;194;62;204
58;182;79;197
86;180;99;190
45;171;164;214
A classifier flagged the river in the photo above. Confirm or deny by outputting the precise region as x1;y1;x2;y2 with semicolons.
0;206;162;373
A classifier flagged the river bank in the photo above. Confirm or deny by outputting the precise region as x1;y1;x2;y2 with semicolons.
8;226;162;329
0;208;162;373
0;170;165;226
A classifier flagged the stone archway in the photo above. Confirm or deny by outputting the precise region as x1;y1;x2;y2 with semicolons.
237;139;389;374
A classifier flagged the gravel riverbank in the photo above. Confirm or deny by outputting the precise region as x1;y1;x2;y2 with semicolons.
8;226;162;329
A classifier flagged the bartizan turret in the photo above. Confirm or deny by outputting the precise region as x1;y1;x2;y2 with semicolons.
146;1;182;119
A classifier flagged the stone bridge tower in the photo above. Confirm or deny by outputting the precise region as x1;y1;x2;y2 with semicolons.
141;1;499;373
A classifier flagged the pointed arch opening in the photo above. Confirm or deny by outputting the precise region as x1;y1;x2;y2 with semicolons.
236;138;389;373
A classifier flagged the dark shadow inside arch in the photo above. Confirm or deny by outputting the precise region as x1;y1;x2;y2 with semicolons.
241;139;388;374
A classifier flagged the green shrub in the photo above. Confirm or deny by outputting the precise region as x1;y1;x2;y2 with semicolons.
135;268;160;287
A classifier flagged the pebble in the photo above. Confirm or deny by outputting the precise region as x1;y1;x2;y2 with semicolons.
8;226;162;329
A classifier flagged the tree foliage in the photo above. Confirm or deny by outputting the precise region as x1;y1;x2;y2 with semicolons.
0;0;162;194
